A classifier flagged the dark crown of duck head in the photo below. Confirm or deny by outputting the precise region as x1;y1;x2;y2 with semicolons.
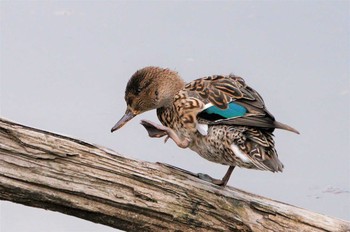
111;66;185;132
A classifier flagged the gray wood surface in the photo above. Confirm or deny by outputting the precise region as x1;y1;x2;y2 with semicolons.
0;118;349;232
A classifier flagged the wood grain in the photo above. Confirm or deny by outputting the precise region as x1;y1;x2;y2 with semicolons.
0;118;349;231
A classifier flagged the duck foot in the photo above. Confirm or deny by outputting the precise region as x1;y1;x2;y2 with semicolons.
197;166;235;186
140;119;190;148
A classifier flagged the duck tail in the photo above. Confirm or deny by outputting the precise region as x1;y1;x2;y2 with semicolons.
274;121;300;134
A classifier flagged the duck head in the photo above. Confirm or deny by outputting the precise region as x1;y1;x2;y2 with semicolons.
111;66;185;132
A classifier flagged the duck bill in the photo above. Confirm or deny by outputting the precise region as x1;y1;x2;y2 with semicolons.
111;109;136;132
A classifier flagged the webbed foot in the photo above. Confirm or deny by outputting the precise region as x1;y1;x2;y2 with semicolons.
197;166;235;187
140;120;190;148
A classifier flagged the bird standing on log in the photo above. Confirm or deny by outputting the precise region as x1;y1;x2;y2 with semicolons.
111;67;299;186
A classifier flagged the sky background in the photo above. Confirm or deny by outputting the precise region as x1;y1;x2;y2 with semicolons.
1;1;349;231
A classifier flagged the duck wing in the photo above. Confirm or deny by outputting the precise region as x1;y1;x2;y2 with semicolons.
185;75;299;133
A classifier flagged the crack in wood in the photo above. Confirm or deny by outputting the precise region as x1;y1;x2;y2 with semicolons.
1;118;349;231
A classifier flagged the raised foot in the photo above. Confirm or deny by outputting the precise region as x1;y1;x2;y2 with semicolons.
140;120;168;138
140;120;190;148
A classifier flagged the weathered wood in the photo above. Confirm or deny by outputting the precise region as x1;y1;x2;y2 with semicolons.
0;118;349;232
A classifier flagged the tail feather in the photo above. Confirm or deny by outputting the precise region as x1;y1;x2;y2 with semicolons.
274;121;300;134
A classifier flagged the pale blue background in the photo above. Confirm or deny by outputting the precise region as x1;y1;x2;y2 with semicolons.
1;1;349;231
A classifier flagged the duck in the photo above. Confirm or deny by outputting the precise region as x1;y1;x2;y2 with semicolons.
111;66;299;186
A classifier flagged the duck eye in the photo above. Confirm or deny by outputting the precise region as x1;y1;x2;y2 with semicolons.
155;90;159;96
136;88;141;94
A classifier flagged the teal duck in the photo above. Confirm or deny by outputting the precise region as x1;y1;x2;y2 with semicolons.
111;66;299;186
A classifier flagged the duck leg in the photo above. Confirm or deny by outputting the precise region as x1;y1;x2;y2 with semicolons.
140;120;190;148
197;166;235;186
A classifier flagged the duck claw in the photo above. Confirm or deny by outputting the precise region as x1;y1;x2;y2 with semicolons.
164;135;170;143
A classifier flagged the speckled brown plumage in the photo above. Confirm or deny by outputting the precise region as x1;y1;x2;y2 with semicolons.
111;66;299;186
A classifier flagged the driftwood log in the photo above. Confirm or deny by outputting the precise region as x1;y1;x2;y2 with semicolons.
0;118;349;232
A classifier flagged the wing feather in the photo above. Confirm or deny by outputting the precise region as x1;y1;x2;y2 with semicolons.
184;74;298;133
185;75;269;120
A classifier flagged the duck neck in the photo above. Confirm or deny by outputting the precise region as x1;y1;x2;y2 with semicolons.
157;75;185;108
156;77;185;126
